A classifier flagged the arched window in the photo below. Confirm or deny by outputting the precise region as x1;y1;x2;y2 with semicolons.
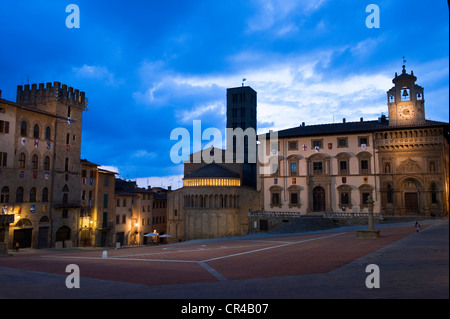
431;183;438;204
16;187;24;203
18;153;26;168
42;187;49;202
33;124;40;139
32;154;39;169
1;186;9;203
20;121;27;136
43;156;50;171
45;126;51;140
29;187;37;202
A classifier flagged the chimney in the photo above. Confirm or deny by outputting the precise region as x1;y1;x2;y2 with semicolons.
301;122;305;126
343;118;346;123
360;117;363;122
168;186;172;191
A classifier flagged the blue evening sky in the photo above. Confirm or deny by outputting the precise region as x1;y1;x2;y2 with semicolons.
0;0;448;189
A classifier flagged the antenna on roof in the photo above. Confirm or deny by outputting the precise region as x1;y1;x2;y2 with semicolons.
242;78;246;87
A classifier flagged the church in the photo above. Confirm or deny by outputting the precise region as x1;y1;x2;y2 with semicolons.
167;64;449;241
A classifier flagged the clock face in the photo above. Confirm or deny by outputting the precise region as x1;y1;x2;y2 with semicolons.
399;105;415;120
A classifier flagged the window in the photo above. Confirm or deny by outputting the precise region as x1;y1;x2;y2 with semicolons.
1;186;9;203
312;140;322;149
103;194;108;208
33;124;40;139
313;161;323;175
359;184;374;208
44;156;50;170
290;162;297;176
45;126;51;140
62;209;68;219
288;185;301;207
360;160;369;174
122;215;126;223
337;185;352;208
18;153;26;169
16;187;24;203
431;183;437;204
42;187;49;202
340;193;349;205
123;199;127;207
0;120;10;134
174;209;178;217
272;193;280;205
65;158;69;172
104;176;109;187
337;137;348;148
357;152;372;175
20;121;27;137
270;186;282;207
32;154;38;169
339;161;348;175
240;107;245;116
66;133;70;145
358;136;369;147
0;152;7;167
29;187;37;202
288;141;298;150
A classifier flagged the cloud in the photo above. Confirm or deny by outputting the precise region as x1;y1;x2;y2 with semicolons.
72;65;119;86
247;0;327;33
178;101;226;123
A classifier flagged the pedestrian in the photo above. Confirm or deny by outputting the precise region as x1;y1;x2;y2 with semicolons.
14;241;19;252
415;221;420;233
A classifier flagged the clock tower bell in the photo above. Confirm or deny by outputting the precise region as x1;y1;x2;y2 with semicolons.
387;61;425;126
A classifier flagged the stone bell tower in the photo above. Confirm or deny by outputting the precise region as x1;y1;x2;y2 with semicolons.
387;59;425;126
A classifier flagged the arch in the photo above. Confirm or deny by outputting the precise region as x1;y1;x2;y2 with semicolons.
55;226;71;243
15;218;32;228
39;216;50;223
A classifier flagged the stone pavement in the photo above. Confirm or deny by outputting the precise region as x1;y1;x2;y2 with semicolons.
0;218;448;300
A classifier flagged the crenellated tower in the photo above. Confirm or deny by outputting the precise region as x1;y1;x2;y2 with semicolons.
15;81;88;246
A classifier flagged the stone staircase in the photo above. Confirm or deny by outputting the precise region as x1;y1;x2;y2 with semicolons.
268;216;341;234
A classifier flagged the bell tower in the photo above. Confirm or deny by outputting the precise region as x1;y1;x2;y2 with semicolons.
387;59;425;126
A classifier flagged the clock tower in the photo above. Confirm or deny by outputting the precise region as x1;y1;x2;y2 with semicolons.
387;62;425;126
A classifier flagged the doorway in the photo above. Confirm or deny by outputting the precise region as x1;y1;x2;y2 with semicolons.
313;186;326;212
404;192;419;214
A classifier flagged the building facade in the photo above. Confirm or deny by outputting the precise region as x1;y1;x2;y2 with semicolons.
115;179;168;246
258;66;449;218
0;82;87;249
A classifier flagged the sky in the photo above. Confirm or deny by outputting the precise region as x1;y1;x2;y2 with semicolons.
0;0;448;189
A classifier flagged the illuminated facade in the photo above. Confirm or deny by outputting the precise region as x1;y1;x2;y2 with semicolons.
258;66;449;217
0;82;88;249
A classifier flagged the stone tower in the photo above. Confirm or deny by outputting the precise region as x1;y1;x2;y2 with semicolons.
387;64;425;126
15;82;87;246
226;86;257;188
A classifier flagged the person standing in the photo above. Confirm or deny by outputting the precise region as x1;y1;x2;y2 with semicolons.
415;221;421;233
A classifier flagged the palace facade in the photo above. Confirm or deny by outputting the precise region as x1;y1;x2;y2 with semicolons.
258;65;449;218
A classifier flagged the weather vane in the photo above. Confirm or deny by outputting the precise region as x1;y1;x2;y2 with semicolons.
402;56;407;73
